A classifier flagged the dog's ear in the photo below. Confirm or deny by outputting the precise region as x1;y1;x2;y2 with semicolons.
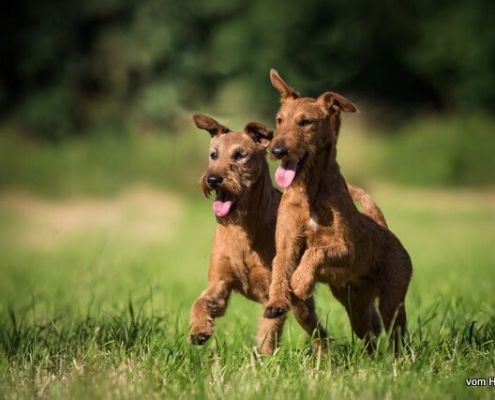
192;113;231;137
244;122;273;148
317;92;358;114
270;69;299;102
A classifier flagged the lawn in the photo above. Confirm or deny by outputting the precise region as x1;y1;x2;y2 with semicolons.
0;122;494;399
0;183;494;399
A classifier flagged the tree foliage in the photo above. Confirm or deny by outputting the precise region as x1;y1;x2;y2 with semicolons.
0;0;493;139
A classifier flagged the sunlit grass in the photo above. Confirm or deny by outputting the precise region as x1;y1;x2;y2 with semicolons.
1;183;494;399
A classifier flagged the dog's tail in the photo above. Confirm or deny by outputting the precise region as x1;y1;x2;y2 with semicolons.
347;184;388;229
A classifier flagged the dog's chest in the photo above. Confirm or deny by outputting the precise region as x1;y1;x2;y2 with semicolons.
306;208;334;232
232;251;271;301
308;212;319;231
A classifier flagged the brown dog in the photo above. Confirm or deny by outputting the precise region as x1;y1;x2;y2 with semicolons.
189;113;390;354
264;70;412;351
188;113;326;354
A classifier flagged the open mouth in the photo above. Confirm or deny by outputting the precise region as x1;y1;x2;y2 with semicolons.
274;154;307;188
212;190;237;217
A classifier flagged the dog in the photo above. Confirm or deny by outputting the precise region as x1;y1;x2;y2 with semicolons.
189;113;390;354
263;69;412;351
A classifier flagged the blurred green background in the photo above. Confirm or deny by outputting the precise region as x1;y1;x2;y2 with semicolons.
1;0;495;190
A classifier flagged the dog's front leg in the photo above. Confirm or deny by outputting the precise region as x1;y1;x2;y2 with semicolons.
256;314;287;354
189;280;232;345
290;248;324;300
291;244;351;300
264;227;304;319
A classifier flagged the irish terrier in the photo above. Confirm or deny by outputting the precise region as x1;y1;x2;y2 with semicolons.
264;70;412;351
189;113;389;354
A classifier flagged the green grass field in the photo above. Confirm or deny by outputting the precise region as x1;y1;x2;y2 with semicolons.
1;121;494;399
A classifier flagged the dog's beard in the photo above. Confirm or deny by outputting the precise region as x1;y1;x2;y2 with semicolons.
214;182;255;224
215;194;250;225
201;173;246;220
272;135;334;189
212;190;235;217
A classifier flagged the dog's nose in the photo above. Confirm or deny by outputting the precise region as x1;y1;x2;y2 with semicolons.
271;145;288;159
207;175;223;188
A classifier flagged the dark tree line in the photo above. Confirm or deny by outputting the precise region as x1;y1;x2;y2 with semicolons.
1;0;494;140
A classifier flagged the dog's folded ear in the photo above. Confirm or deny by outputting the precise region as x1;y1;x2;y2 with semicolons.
317;92;358;113
270;69;300;102
192;113;231;137
244;122;273;148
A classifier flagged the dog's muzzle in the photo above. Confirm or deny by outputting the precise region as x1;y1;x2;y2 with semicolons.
207;175;223;189
271;145;288;159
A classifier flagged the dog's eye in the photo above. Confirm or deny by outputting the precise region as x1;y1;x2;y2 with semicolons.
276;117;282;125
299;119;313;127
233;150;248;161
210;151;218;160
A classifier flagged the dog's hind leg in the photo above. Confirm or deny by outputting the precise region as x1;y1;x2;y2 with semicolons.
378;294;408;353
378;252;412;352
189;280;232;345
291;296;328;352
330;285;381;351
256;314;287;354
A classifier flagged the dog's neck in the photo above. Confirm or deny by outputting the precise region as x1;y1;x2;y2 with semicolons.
216;159;278;266
298;142;345;196
245;161;278;226
285;138;358;226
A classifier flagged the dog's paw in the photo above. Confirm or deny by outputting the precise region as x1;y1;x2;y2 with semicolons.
290;271;314;301
188;330;212;345
291;285;312;301
263;307;287;319
256;342;275;356
264;302;289;319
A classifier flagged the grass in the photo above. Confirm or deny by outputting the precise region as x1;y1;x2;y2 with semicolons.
1;185;494;399
0;117;494;399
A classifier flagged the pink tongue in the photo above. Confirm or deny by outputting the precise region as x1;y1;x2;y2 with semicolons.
275;162;297;188
213;200;233;217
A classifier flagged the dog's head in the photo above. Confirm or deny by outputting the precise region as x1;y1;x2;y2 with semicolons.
269;69;357;189
192;113;272;221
